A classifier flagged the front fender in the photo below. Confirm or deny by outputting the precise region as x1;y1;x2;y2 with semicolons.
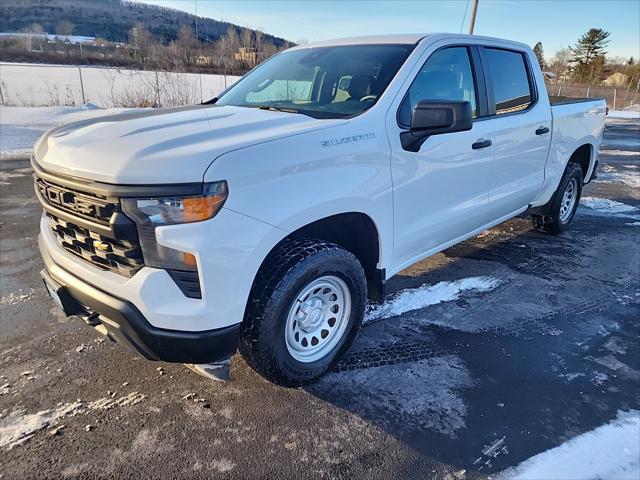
204;120;394;270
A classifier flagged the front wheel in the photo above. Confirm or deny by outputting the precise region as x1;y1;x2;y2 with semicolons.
532;162;583;235
239;239;367;386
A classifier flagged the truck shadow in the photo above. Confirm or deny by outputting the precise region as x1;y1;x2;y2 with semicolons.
302;212;640;475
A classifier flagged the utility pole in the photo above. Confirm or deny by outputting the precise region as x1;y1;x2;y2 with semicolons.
468;0;479;34
194;0;203;103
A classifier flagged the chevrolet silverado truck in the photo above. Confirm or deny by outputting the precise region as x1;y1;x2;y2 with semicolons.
34;34;605;386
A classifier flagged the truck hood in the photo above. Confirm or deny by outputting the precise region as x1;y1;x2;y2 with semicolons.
35;105;346;184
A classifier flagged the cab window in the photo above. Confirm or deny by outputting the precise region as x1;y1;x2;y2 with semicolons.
399;47;478;127
483;48;533;115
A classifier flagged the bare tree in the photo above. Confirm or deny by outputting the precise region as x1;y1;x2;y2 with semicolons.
255;30;263;60
56;20;74;58
177;25;199;67
56;20;74;37
128;23;156;66
31;23;45;52
218;27;240;74
549;47;572;81
19;23;45;52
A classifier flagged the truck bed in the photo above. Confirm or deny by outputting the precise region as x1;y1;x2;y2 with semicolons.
549;95;605;106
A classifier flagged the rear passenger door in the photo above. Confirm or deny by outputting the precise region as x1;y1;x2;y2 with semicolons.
480;47;552;218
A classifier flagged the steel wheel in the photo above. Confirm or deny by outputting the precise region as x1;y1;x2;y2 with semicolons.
284;275;351;363
559;178;578;223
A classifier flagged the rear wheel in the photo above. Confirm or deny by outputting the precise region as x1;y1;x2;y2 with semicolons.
532;162;583;235
239;239;366;386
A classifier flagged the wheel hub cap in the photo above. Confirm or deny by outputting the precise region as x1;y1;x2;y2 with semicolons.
284;275;352;363
559;178;578;223
297;298;326;332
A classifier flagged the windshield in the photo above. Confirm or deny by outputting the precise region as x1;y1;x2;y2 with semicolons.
215;44;414;119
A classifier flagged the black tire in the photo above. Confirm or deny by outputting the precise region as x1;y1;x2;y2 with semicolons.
239;239;367;386
532;162;583;235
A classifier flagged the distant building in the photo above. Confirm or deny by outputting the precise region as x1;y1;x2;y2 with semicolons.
235;47;258;64
196;55;214;66
602;72;629;87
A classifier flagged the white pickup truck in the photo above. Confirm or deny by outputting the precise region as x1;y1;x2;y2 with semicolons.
35;34;605;385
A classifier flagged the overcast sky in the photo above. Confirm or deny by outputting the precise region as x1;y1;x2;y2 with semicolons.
139;0;640;59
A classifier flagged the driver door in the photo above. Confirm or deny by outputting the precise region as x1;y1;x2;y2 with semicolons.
386;45;495;271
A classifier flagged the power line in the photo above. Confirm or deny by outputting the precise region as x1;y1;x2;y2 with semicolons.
460;0;471;34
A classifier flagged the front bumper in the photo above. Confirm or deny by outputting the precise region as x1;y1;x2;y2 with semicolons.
40;235;240;363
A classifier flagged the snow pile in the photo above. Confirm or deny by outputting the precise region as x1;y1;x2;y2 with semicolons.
0;402;83;449
365;276;500;322
498;410;640;480
580;197;639;219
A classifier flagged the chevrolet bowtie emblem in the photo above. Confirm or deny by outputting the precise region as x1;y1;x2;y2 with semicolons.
93;240;111;251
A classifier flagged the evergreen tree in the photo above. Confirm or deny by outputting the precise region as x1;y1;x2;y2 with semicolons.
570;28;611;83
533;42;545;70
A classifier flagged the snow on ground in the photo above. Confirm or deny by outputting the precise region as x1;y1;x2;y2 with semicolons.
498;410;640;480
596;170;640;189
0;104;140;159
0;167;32;185
0;402;83;449
364;276;500;323
601;139;640;149
0;62;238;108
600;149;640;157
607;109;640;119
579;197;640;219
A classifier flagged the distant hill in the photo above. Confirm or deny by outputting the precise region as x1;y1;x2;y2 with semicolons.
0;0;291;47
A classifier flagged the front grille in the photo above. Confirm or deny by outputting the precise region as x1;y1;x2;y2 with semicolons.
48;214;144;276
35;166;202;298
34;171;145;277
36;176;116;224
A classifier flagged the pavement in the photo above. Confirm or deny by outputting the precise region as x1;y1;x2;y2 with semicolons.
0;118;638;480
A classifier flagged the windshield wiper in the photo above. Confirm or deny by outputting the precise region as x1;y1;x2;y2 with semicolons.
256;105;300;114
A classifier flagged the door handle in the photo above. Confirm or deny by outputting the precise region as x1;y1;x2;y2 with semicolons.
472;139;492;150
535;126;550;135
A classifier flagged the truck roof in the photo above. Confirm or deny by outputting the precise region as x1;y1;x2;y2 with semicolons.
291;34;429;48
291;33;530;51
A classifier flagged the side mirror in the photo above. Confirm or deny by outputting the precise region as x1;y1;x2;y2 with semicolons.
400;100;473;152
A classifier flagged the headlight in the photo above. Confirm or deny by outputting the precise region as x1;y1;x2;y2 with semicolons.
122;181;227;226
121;181;227;271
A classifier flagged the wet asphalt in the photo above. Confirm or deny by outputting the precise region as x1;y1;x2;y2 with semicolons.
0;118;638;480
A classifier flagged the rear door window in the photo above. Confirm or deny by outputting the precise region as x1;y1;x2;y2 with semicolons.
483;48;533;115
